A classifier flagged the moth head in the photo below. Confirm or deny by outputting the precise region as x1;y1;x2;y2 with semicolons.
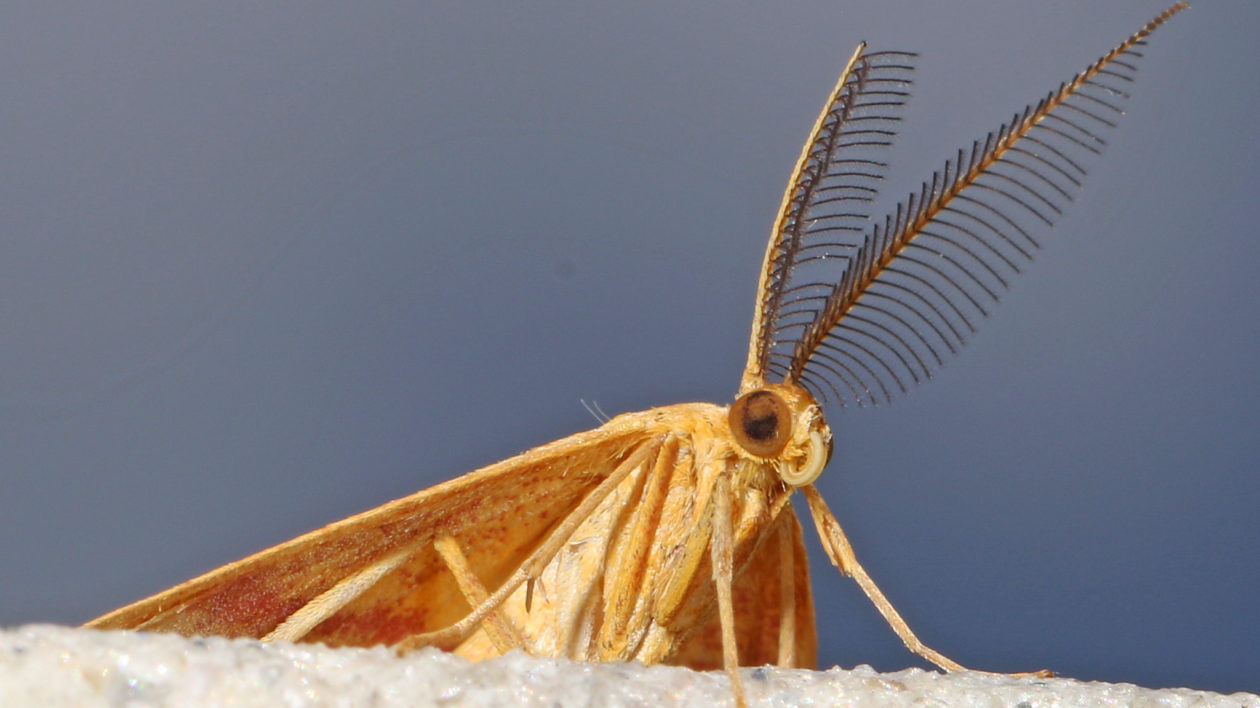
728;383;832;487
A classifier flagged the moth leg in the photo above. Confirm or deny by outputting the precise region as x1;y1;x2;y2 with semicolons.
262;543;418;643
597;435;679;659
800;485;963;671
711;473;750;708
527;575;554;615
801;485;1052;678
775;516;797;668
395;442;660;654
433;532;523;654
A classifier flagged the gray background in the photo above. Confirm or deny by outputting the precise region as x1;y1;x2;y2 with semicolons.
2;1;1256;695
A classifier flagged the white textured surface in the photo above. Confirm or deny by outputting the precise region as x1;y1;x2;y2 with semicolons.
1;625;1255;707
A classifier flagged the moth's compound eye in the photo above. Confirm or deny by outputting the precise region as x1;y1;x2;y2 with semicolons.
729;389;792;458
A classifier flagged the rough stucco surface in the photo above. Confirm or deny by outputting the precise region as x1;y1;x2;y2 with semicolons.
1;625;1255;707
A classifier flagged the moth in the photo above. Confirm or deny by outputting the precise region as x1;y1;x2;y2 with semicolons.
88;5;1186;706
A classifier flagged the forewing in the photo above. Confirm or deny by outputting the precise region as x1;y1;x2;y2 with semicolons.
87;422;652;646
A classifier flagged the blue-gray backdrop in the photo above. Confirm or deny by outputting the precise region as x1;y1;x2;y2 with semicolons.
2;1;1256;695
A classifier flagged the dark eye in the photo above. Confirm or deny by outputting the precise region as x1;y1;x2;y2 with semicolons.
729;389;792;457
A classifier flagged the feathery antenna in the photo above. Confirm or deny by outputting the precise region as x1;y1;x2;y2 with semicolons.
743;4;1187;406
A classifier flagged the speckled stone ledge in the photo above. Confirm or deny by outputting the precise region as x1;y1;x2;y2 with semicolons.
1;625;1254;707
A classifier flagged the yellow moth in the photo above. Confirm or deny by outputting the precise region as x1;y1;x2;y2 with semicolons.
88;5;1186;705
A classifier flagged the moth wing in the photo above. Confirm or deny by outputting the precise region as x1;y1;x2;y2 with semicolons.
669;502;817;670
87;421;653;647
